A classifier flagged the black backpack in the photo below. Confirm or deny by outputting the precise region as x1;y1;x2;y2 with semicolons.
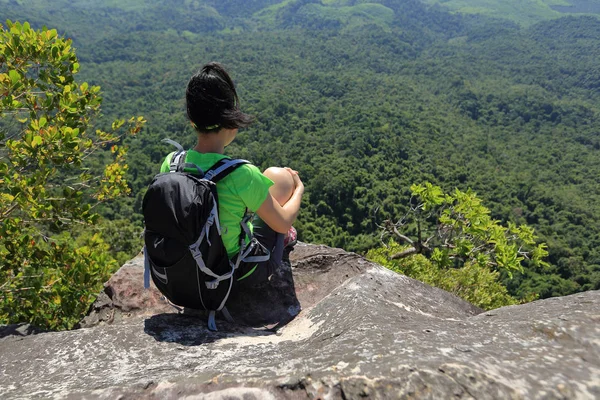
142;140;269;331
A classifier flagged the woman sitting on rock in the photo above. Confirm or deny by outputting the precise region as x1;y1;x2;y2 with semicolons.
159;61;303;284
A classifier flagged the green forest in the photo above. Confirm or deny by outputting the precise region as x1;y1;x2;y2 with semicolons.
1;0;599;328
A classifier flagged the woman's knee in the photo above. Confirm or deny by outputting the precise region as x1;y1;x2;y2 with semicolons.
263;167;295;206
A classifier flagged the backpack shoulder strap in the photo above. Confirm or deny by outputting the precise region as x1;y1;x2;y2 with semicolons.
162;138;187;173
164;143;203;175
169;150;187;173
204;159;250;183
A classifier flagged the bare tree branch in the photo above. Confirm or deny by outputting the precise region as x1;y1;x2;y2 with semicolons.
1;203;19;220
391;225;414;245
390;247;419;259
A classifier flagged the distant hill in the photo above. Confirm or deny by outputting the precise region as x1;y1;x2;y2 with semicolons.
421;0;600;26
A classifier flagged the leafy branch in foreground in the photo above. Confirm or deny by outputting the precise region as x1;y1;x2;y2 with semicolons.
0;20;145;330
368;182;548;309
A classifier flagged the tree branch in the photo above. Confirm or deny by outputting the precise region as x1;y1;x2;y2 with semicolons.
1;284;53;293
1;203;19;220
390;247;419;259
391;225;414;245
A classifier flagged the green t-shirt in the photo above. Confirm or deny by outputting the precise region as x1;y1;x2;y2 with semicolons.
160;150;273;258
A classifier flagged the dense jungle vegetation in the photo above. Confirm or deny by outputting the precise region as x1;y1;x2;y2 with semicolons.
1;0;599;327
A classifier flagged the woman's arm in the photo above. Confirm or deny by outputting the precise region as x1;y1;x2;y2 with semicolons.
256;169;304;233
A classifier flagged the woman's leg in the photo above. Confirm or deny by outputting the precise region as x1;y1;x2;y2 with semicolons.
261;166;297;245
251;167;290;278
236;167;295;286
263;167;295;207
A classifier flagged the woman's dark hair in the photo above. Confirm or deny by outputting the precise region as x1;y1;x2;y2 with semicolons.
186;62;253;133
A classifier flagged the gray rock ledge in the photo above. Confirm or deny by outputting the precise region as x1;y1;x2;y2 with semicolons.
0;243;598;399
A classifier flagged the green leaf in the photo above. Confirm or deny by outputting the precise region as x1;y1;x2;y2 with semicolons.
8;70;19;85
31;136;43;148
24;130;33;144
111;119;125;130
1;193;15;202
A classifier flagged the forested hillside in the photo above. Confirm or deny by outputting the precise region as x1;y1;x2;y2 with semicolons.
422;0;600;26
2;0;599;304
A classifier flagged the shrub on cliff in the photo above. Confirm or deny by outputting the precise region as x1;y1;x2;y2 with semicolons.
0;21;144;330
368;182;548;309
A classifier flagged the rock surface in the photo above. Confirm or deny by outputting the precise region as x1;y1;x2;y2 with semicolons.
1;243;599;399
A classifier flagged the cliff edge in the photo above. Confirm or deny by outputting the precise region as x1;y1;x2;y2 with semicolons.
0;243;598;399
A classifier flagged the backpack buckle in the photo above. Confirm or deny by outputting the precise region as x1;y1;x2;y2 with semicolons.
206;280;219;290
204;170;215;180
